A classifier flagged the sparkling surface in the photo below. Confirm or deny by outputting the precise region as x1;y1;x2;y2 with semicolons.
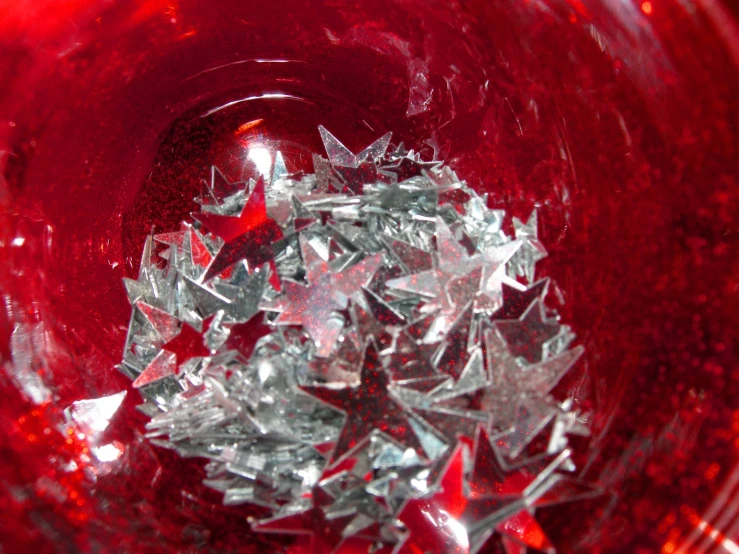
194;176;283;285
302;341;427;462
111;133;589;552
0;0;737;552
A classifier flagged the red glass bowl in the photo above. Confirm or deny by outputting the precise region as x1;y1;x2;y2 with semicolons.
0;0;737;552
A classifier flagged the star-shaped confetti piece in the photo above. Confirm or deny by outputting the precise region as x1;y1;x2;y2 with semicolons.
318;125;392;168
194;176;283;285
224;312;272;361
162;321;211;367
301;341;426;462
133;320;211;387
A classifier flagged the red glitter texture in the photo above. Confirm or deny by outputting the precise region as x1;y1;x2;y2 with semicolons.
0;0;737;553
301;341;425;462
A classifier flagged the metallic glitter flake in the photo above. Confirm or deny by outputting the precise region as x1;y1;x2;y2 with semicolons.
118;125;596;554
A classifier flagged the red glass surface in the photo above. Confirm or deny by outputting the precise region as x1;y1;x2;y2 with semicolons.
0;0;737;552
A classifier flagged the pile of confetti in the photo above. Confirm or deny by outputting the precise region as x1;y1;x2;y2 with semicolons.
118;126;598;553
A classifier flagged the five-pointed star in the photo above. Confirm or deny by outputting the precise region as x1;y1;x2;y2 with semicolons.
162;320;212;366
133;320;211;388
300;341;426;463
194;176;283;285
495;299;560;363
470;329;583;432
224;312;272;361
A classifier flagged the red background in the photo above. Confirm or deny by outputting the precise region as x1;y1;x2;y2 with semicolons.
0;0;737;552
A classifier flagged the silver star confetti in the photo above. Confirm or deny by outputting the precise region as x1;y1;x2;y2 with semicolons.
117;127;597;554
